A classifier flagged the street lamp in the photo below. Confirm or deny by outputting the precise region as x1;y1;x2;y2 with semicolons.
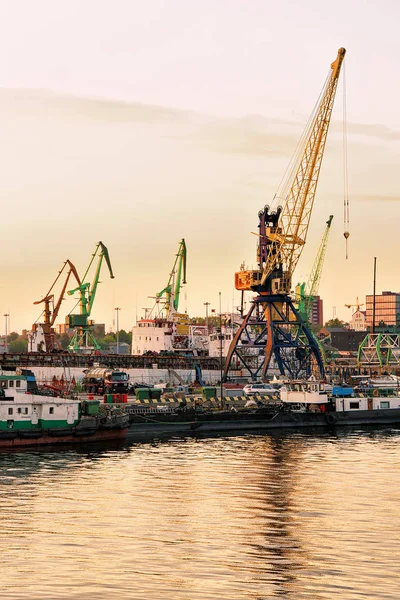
219;292;223;405
203;302;210;330
4;314;9;353
115;308;121;355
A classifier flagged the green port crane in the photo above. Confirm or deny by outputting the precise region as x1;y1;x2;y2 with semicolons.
296;215;334;322
156;239;187;318
66;242;114;352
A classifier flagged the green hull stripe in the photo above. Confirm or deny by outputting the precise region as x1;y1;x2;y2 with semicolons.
0;419;79;431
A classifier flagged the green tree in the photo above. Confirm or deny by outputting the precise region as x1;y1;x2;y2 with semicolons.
324;318;347;328
97;334;116;349
60;333;70;350
118;329;131;345
8;338;28;353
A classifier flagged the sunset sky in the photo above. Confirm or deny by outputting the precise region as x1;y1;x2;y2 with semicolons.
1;0;400;332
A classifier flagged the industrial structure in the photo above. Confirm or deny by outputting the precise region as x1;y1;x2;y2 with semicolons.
358;333;400;367
29;260;81;352
224;47;346;380
66;242;114;352
156;238;187;319
296;215;333;326
131;239;208;356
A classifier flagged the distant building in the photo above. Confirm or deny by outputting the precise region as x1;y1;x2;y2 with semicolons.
309;296;323;326
54;323;105;338
366;291;400;329
92;324;106;339
328;330;366;352
107;342;130;355
0;336;6;353
351;310;367;332
54;323;72;335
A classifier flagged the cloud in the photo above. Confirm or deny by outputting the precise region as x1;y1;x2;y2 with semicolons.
188;123;297;156
330;120;400;142
352;193;400;203
0;87;189;125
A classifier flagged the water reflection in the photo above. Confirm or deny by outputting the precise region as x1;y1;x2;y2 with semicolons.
0;430;399;600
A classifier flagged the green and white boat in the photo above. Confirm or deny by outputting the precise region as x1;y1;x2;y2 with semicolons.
0;370;129;447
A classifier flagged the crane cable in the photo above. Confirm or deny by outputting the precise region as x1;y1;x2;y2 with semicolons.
274;69;331;205
343;60;350;259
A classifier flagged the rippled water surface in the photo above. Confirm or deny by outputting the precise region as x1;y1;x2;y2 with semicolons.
1;429;400;599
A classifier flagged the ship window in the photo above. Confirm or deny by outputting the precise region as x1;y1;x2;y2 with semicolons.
16;381;21;388
380;401;390;409
49;407;54;414
8;407;13;415
349;401;360;409
9;380;14;388
157;337;159;341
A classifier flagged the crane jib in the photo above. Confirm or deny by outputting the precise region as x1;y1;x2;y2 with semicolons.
259;47;345;293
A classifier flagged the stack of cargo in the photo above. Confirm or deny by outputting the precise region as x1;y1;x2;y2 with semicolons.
103;393;128;404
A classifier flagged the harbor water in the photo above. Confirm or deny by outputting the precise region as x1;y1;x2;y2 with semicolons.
1;429;400;599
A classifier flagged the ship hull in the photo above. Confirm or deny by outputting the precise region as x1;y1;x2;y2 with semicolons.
0;426;128;448
125;408;400;439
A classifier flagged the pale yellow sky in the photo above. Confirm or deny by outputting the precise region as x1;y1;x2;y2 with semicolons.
1;1;400;332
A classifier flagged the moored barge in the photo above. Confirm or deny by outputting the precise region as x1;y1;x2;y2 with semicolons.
0;371;129;448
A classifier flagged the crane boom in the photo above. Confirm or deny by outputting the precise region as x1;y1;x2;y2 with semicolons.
88;242;115;315
304;214;333;318
156;239;187;316
261;48;345;292
296;215;333;321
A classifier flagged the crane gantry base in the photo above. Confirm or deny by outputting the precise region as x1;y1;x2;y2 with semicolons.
68;327;101;353
223;294;325;381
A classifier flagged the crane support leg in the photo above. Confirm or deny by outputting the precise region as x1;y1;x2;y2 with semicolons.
223;294;324;381
224;302;256;376
261;302;274;379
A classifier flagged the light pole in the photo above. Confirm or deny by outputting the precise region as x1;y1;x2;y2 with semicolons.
115;308;121;355
4;314;9;353
372;257;377;334
203;302;210;330
219;292;223;405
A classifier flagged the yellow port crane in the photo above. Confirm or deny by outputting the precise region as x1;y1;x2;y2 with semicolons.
345;298;364;311
225;48;346;381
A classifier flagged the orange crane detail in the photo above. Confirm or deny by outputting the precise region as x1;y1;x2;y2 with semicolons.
32;260;81;352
